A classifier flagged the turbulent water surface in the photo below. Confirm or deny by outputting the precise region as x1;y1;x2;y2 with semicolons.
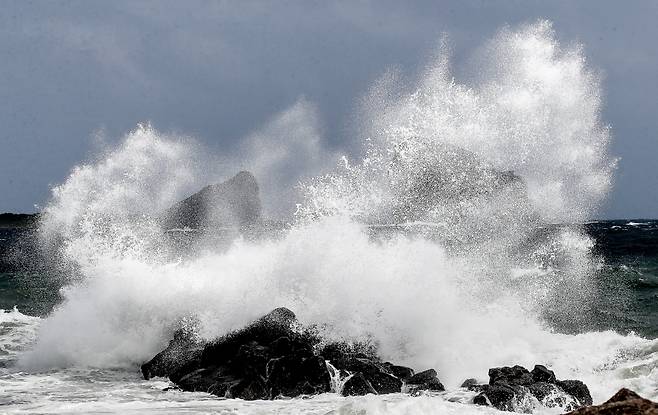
1;21;657;414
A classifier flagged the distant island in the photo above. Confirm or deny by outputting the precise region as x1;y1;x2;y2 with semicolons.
0;213;38;228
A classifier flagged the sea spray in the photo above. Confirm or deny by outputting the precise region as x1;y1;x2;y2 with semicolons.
18;20;657;407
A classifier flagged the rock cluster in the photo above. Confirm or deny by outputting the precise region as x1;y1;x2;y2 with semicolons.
141;308;443;399
464;364;592;411
142;308;658;414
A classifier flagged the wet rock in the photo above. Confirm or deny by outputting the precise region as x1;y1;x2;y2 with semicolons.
528;381;560;401
531;364;557;383
405;369;445;392
143;307;449;400
328;354;402;394
473;392;490;406
383;362;414;381
342;373;378;396
565;388;658;414
473;364;592;412
141;327;202;380
176;367;225;393
558;380;593;406
368;372;403;394
489;365;535;386
266;354;331;397
226;378;268;400
474;384;518;411
461;378;487;392
142;307;330;400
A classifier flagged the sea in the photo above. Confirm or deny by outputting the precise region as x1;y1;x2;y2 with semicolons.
1;20;657;415
1;221;657;414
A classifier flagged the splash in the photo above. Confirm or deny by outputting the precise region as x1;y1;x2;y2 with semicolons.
19;21;654;406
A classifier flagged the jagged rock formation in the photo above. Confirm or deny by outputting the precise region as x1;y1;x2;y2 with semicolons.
565;388;658;414
465;364;592;412
161;171;261;230
141;308;443;400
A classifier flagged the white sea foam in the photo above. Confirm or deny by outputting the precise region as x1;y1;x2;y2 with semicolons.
8;20;656;414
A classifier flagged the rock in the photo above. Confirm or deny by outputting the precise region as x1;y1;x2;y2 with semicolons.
142;307;330;400
328;354;402;394
383;362;414;381
473;392;489;406
531;364;557;383
405;369;445;392
461;378;479;389
266;354;331;397
199;307;299;368
489;365;535;386
528;381;560;401
226;378;268;400
233;341;270;378
177;367;225;393
461;378;487;392
141;327;202;380
475;384;517;411
558;380;593;406
473;364;592;412
141;307;452;401
368;371;403;394
162;171;261;230
565;388;658;414
342;372;378;396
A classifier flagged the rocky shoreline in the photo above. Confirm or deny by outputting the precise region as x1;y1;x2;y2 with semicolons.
141;307;657;413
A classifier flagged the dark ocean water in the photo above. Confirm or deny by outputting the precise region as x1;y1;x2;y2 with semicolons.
583;220;658;337
1;220;657;337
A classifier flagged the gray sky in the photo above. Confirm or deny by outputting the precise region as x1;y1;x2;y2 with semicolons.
1;0;656;219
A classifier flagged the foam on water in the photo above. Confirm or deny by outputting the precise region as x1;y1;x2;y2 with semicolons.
7;20;657;413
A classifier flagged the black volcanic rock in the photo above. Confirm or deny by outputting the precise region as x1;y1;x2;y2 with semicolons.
329;355;401;395
405;368;445;393
162;171;261;230
489;365;535;386
558;380;593;406
343;372;378;396
266;354;330;397
320;343;411;396
471;364;592;412
141;308;331;399
461;378;484;391
565;388;658;415
383;363;414;381
141;326;203;381
531;364;557;383
142;308;449;400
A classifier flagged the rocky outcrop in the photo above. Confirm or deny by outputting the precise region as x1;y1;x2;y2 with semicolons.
465;364;592;412
565;388;658;415
161;171;261;231
142;307;329;399
141;308;444;400
142;309;599;409
405;369;445;394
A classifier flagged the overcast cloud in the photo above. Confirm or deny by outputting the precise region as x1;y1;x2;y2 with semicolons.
1;0;656;218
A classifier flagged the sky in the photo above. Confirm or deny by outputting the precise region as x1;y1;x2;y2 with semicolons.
1;0;656;219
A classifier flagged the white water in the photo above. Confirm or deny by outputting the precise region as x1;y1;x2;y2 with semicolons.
2;21;656;414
